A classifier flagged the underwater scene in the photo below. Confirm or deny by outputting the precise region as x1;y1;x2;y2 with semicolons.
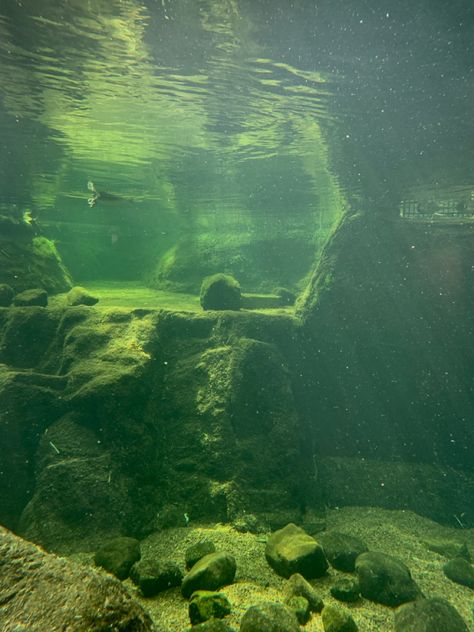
0;0;473;630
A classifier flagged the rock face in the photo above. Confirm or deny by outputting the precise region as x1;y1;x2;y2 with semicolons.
0;526;155;632
298;213;474;474
355;551;422;607
181;552;236;599
394;597;469;632
265;523;328;579
0;235;72;293
0;304;316;550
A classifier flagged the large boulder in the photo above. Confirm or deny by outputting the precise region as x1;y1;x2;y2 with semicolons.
265;523;328;579
0;526;155;631
355;551;421;607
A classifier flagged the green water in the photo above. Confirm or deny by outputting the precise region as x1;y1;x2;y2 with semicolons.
1;0;472;290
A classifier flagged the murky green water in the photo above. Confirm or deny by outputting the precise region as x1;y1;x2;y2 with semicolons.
0;0;472;284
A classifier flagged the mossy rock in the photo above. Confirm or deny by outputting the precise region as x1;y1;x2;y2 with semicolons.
13;288;48;307
321;604;358;632
94;537;141;580
189;590;231;625
200;274;241;311
67;286;99;306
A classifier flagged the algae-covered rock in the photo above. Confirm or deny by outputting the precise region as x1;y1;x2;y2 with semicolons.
94;537;141;580
181;551;236;599
189;590;232;625
240;602;300;632
285;572;324;613
13;287;48;306
321;604;358;632
130;558;183;597
187;621;234;632
200;273;241;311
394;597;469;632
67;286;99;306
443;557;474;589
330;577;360;603
0;283;14;307
0;235;72;293
319;531;368;572
425;539;471;562
285;595;311;624
265;522;328;579
185;539;217;570
355;551;421;606
0;526;154;631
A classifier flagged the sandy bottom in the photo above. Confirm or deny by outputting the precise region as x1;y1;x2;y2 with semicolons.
77;506;474;631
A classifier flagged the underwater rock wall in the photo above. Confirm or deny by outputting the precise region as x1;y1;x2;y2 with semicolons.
0;305;316;550
148;232;315;293
0;236;72;293
298;213;474;472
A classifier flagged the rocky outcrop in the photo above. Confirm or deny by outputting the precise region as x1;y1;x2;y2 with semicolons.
0;525;155;632
298;213;474;472
0;304;316;551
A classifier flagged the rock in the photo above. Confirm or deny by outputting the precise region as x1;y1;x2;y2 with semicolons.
185;539;217;570
355;551;422;607
94;536;141;580
200;273;241;311
130;558;183;597
240;602;300;632
395;597;469;632
330;577;360;603
443;557;474;588
265;522;328;579
285;572;324;612
181;551;236;599
0;525;154;631
425;539;471;562
285;595;311;624
188;621;234;632
321;604;358;632
0;283;14;307
319;531;368;572
13;287;48;307
67;286;99;306
189;590;232;625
